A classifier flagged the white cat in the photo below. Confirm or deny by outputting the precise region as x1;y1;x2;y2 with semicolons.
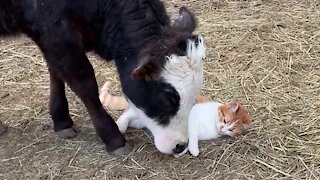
183;101;252;157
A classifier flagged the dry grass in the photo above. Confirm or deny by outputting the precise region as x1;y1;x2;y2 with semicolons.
1;0;320;179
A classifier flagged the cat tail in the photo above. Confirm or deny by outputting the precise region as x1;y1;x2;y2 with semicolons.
99;81;129;111
195;95;210;104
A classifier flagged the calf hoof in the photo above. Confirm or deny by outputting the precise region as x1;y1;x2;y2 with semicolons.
0;123;7;135
55;128;77;139
109;144;130;156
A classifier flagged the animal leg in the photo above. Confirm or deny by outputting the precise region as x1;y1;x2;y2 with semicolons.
128;117;145;129
48;68;77;139
39;23;127;155
188;132;200;156
117;108;136;133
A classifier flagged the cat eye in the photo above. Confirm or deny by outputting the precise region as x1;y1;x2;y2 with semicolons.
223;119;226;123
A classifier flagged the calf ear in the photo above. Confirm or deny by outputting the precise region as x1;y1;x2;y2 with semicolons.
172;7;197;34
131;55;161;81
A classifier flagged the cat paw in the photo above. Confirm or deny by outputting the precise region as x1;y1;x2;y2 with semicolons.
116;121;128;134
189;148;200;157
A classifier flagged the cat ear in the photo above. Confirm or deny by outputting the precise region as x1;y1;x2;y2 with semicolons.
228;101;239;113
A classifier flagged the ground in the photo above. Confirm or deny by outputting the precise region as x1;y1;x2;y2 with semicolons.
0;0;320;179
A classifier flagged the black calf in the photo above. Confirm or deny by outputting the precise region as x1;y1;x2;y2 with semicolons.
0;0;198;155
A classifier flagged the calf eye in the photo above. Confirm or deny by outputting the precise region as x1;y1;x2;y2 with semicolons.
177;40;187;51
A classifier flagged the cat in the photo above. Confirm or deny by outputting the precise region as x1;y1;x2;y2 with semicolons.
186;100;252;157
99;81;252;157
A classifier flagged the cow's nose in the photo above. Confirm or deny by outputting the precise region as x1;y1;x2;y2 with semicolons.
173;143;188;154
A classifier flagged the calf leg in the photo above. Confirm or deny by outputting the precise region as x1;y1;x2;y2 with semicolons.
48;68;77;139
68;61;127;154
38;22;128;155
40;50;127;155
46;55;128;154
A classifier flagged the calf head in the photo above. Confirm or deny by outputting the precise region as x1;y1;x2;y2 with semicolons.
125;7;206;155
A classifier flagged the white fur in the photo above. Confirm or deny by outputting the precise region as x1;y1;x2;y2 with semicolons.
187;101;223;156
116;36;206;155
184;101;240;157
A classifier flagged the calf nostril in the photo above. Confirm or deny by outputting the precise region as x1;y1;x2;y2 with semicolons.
173;143;188;154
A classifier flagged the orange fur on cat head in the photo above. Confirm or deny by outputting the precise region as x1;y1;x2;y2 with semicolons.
218;101;252;137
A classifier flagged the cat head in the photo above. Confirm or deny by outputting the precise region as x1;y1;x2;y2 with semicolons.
218;101;252;137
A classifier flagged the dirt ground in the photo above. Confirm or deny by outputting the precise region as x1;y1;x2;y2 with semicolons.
1;0;320;179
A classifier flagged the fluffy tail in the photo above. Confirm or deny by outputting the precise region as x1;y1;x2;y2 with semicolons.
0;0;20;36
99;81;129;111
194;95;210;104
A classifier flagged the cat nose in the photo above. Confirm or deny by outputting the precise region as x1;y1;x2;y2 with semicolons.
219;125;224;131
173;143;188;154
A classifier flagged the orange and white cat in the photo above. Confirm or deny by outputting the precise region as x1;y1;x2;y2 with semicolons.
186;100;251;156
99;82;252;157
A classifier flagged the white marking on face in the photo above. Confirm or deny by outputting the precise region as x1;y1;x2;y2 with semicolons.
123;36;206;154
153;36;206;154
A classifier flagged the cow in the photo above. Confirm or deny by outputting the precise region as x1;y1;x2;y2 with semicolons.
0;0;205;156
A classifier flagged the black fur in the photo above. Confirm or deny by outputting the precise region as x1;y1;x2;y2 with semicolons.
0;0;197;151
